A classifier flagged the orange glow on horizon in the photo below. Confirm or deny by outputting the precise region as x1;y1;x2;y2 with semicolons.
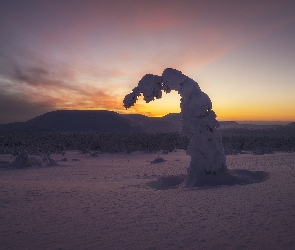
122;91;181;117
121;94;294;121
213;104;295;122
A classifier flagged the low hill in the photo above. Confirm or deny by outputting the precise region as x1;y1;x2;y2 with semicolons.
0;110;255;132
0;110;141;132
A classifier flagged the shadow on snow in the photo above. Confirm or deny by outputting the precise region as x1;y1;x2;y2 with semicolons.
147;169;269;190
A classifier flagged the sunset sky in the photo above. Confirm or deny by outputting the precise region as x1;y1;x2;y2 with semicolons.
0;0;294;124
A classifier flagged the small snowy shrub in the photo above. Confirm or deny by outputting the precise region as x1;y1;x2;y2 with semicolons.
151;157;166;164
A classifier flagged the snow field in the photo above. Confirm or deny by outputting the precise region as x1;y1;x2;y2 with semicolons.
0;150;295;250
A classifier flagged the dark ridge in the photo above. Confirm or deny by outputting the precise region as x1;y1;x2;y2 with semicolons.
1;109;291;132
0;110;141;132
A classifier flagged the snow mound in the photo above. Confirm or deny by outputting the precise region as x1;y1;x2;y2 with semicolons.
151;157;166;164
10;151;32;168
147;175;186;190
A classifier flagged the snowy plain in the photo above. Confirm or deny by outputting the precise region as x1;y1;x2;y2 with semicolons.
1;150;295;250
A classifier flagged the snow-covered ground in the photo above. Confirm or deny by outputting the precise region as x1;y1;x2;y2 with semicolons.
1;150;295;250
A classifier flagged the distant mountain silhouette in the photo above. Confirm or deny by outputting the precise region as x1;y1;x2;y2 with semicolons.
0;110;140;132
0;110;241;132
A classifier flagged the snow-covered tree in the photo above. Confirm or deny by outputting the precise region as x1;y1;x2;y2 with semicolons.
11;150;31;168
124;68;227;187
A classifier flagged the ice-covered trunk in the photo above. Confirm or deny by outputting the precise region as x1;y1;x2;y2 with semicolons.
177;80;227;187
123;68;227;187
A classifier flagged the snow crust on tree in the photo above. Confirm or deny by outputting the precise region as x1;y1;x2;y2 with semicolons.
10;150;32;168
8;149;57;168
124;68;227;187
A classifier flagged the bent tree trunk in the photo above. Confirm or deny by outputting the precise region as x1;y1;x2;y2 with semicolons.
123;68;227;187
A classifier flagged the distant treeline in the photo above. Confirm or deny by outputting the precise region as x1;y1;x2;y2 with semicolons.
0;131;189;154
0;126;294;155
221;126;295;154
